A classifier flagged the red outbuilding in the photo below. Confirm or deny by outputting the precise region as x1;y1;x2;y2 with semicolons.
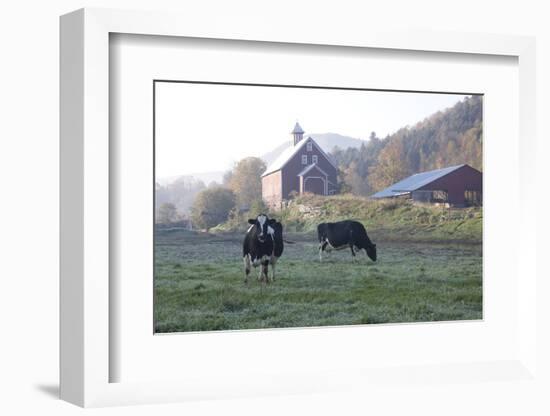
370;164;482;207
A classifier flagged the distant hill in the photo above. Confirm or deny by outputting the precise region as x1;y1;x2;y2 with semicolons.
157;171;225;186
262;133;365;165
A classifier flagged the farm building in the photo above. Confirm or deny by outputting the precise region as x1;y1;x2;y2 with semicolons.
262;122;338;208
370;164;482;207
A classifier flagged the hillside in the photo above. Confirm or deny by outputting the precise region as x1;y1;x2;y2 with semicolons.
331;95;483;195
396;94;483;173
157;170;225;186
213;194;482;244
279;194;481;243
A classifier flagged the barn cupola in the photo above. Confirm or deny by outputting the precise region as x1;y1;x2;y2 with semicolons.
291;122;305;146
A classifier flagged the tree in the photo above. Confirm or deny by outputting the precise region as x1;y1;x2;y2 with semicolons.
191;186;236;230
336;168;352;194
368;139;411;192
225;157;267;209
342;161;371;196
157;202;179;224
222;170;233;186
249;199;269;217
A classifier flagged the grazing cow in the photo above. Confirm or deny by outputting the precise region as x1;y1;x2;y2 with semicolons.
317;220;377;262
243;214;276;284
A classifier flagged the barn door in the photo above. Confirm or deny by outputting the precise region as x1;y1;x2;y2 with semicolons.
303;177;326;195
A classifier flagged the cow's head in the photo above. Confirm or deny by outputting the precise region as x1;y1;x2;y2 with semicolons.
366;243;377;262
248;214;276;243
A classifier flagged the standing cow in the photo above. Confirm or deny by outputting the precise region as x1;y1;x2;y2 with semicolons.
243;214;276;284
317;220;377;262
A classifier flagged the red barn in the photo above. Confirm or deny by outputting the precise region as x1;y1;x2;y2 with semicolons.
262;122;338;208
370;164;482;207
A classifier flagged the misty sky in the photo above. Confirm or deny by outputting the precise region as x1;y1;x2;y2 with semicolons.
155;82;469;179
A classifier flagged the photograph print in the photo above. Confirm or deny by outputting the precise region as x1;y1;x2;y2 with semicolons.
154;81;483;333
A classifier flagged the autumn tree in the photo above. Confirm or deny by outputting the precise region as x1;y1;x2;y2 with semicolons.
368;139;411;192
225;157;266;209
191;186;236;230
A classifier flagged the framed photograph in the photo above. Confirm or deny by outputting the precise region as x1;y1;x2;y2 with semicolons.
60;8;538;408
153;82;483;333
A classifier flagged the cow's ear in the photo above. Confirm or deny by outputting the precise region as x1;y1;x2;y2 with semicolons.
268;219;277;225
248;219;256;225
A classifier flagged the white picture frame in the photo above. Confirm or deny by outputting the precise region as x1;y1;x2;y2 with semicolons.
60;8;538;408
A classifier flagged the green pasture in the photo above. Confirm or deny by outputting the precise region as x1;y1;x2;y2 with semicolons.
154;229;482;333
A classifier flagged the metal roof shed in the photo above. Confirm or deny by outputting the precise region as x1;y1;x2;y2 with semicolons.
370;164;482;207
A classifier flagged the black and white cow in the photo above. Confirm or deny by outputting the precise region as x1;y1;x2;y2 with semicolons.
317;220;377;262
243;214;276;283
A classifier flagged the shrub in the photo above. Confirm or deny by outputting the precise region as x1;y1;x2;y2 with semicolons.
191;186;236;230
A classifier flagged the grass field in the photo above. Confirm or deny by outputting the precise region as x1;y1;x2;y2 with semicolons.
154;227;482;333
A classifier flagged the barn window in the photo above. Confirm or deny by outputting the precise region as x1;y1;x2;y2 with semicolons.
432;190;448;203
412;190;431;202
301;155;308;165
306;142;313;151
465;190;482;206
312;155;318;164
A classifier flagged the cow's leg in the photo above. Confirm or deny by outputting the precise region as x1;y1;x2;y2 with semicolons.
319;241;328;262
252;258;262;281
270;256;277;281
243;255;251;284
349;244;356;261
262;259;270;284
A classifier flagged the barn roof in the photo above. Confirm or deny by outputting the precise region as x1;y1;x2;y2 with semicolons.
297;163;328;177
370;164;467;198
261;136;337;177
